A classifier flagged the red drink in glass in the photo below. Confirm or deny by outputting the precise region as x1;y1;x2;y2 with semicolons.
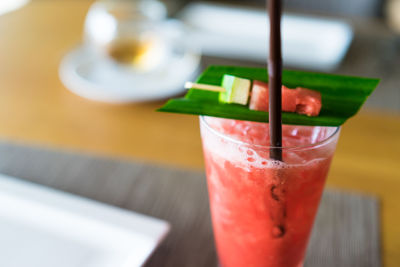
200;117;340;267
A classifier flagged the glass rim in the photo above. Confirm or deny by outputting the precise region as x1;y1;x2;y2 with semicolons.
200;116;341;151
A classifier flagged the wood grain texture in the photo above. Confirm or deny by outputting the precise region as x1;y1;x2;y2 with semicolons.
0;1;398;266
0;142;380;267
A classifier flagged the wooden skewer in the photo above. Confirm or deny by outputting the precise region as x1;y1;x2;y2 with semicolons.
185;82;226;92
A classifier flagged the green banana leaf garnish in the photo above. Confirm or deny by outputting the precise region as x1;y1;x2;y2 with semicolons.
158;65;380;126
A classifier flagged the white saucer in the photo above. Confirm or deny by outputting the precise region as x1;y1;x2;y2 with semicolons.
60;23;201;103
0;0;29;16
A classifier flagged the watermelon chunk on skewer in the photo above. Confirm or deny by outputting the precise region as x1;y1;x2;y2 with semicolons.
295;88;322;117
249;80;269;112
249;80;322;117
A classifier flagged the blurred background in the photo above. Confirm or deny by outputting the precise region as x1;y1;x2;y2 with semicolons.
1;0;399;110
0;0;399;266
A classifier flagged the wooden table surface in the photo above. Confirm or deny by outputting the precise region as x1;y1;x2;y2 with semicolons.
0;1;399;266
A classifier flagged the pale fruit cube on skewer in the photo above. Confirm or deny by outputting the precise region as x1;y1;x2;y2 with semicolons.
219;75;251;105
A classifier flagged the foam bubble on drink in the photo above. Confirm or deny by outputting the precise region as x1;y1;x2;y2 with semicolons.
201;117;338;171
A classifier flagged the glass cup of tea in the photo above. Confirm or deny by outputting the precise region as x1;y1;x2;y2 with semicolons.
84;0;169;72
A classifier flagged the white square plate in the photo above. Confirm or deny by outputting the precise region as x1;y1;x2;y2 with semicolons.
0;174;170;267
179;2;354;71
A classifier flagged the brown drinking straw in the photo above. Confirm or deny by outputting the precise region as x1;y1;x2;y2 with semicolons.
267;0;286;238
268;0;283;161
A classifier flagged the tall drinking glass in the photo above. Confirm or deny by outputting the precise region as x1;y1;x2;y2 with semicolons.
200;116;340;267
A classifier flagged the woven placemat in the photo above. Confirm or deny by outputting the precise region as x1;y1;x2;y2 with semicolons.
0;142;381;267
